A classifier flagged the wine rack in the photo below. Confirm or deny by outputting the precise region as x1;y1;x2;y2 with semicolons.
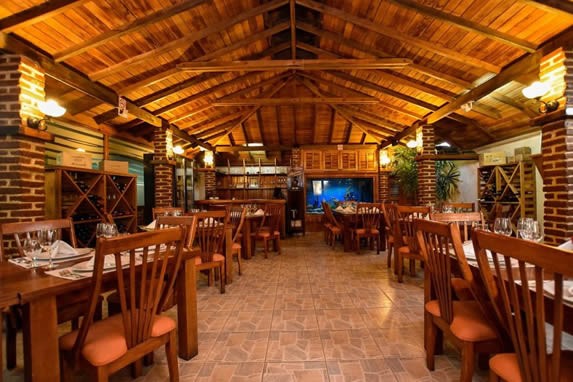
46;167;137;247
477;161;536;229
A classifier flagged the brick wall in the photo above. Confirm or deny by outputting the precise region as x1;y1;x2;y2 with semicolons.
153;125;174;208
204;170;216;198
379;170;391;201
416;125;436;206
291;148;301;168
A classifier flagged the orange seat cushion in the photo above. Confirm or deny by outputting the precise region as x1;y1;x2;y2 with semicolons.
398;246;410;254
490;352;573;382
425;300;497;342
232;242;241;251
329;227;341;234
213;253;225;262
194;256;202;265
355;228;379;235
59;314;175;367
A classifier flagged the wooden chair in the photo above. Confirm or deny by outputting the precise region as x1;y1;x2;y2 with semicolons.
229;207;246;275
252;203;282;258
195;211;227;293
152;207;184;220
59;228;186;382
441;202;475;212
382;202;397;268
352;202;382;254
0;218;98;373
430;212;484;242
393;205;431;282
415;219;503;382
322;202;342;248
472;230;573;382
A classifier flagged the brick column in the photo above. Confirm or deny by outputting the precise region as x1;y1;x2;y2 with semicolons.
0;54;49;227
416;125;436;206
379;170;391;200
539;48;572;244
152;124;175;208
204;169;217;198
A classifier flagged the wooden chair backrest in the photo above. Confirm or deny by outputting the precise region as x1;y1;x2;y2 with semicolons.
394;205;431;251
430;212;484;242
152;207;184;220
442;202;475;212
259;203;282;234
71;228;185;358
0;218;77;261
472;230;573;382
229;207;247;244
194;211;227;263
381;202;397;234
155;215;199;249
356;202;382;233
322;202;341;229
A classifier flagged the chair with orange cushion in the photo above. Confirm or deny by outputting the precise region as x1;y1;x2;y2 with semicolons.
381;202;397;269
472;230;573;382
352;202;382;254
252;203;282;258
415;219;503;382
322;202;342;248
228;207;246;275
195;210;227;293
393;205;431;282
59;227;186;382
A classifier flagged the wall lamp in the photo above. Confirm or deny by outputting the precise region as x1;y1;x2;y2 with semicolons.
27;100;66;130
173;145;184;155
379;150;391;167
522;81;559;113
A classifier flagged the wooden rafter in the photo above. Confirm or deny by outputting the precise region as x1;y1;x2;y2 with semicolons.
386;0;537;52
328;108;335;144
53;0;209;62
189;111;245;135
290;0;297;59
213;97;380;106
0;0;91;33
88;0;288;81
169;104;213;124
296;0;501;73
177;58;411;72
256;109;266;146
518;0;573;16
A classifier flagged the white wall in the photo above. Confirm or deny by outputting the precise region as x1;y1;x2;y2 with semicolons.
451;160;478;205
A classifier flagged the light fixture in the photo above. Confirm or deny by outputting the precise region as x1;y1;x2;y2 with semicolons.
460;101;473;112
173;145;184;155
76;148;86;153
522;81;559;113
406;139;418;149
379;150;391;167
203;150;214;167
436;142;451;148
243;142;264;147
27;100;66;130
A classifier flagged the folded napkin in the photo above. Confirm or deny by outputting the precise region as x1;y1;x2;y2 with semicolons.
335;206;344;211
87;254;116;269
254;209;265;216
51;240;78;258
146;220;157;230
558;239;573;251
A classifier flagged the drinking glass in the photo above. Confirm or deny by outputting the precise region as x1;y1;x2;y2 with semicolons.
38;229;56;269
494;218;512;236
529;220;543;242
106;224;118;238
96;223;107;238
23;235;41;267
517;217;533;240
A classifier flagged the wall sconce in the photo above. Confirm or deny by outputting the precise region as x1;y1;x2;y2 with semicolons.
406;139;418;149
203;150;214;167
27;100;66;130
173;145;184;155
379;150;391;167
522;81;559;113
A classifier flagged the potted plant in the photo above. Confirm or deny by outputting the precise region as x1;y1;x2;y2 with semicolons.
436;160;460;202
391;146;418;204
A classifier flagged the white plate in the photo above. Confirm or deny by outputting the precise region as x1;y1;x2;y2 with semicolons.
36;247;93;261
71;259;116;273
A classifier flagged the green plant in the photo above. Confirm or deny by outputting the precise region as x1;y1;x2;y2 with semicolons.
436;160;460;201
391;146;418;198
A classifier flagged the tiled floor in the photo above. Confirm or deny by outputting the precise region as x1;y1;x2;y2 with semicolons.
3;232;488;381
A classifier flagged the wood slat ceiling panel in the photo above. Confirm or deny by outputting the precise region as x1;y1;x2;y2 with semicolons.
258;107;279;146
294;104;314;145
313;104;332;145
276;105;294;146
0;0;43;18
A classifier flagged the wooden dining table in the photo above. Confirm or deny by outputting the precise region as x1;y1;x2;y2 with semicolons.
332;210;386;252
0;248;200;382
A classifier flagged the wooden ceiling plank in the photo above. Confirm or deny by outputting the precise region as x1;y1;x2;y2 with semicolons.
213;97;380;106
54;0;209;62
0;32;162;127
328;108;335;144
387;0;537;52
256;109;266;146
518;0;573;16
177;58;412;72
490;94;537;118
0;0;91;33
169;104;213;124
88;0;289;81
312;104;318;144
296;0;501;73
189;111;245;135
290;0;297;59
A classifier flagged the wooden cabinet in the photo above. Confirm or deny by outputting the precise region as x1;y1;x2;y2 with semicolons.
477;161;536;226
215;162;288;200
302;148;377;172
286;189;305;235
46;167;137;247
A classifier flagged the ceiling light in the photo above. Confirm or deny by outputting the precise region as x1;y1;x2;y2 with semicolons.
436;142;451;147
243;142;263;147
76;148;86;153
406;139;418;148
173;145;184;155
27;99;67;131
522;81;550;99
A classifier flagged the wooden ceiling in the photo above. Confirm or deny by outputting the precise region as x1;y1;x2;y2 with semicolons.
1;0;573;153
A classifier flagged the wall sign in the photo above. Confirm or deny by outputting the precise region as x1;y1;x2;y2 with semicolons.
118;96;128;118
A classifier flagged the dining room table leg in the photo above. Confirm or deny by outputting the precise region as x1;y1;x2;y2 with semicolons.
225;227;233;284
243;219;252;259
22;295;59;382
176;257;198;360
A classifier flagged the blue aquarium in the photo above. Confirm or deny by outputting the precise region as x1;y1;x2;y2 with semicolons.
306;178;374;213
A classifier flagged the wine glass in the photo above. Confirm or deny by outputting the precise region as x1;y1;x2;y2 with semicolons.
38;229;56;269
529;220;543;242
96;223;107;238
517;217;533;240
494;218;512;236
23;234;41;267
105;224;118;238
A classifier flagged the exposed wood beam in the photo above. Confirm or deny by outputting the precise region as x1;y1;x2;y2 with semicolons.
290;0;297;59
0;0;91;33
216;145;293;152
88;0;288;81
0;32;162;127
171;125;214;151
213;97;380;106
296;0;501;73
387;0;537;52
119;68;180;95
518;0;573;16
53;0;209;62
189;111;245;135
177;58;411;72
343;120;352;144
297;21;473;89
490;94;537;118
256;109;266;146
328;108;335;144
169;104;213;124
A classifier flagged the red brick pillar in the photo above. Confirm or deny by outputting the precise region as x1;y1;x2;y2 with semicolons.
416;125;436;206
204;169;217;198
0;54;50;227
379;170;391;201
539;48;571;244
152;124;175;208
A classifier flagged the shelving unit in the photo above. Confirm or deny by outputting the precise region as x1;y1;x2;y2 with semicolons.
46;167;137;247
477;161;536;229
215;159;288;200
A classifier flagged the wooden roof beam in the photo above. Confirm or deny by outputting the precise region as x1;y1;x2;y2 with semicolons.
296;0;501;73
177;58;411;72
88;0;289;81
290;0;297;59
54;0;209;62
0;0;91;33
387;0;537;52
213;97;380;106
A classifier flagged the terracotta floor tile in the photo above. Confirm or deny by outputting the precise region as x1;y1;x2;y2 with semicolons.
315;309;367;330
195;362;265;381
271;310;319;331
223;310;274;332
320;329;383;361
208;332;270;362
266;330;325;362
263;361;329;382
327;359;397;382
274;294;315;310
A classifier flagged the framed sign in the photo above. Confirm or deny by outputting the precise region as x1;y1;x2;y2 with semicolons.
118;96;128;118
